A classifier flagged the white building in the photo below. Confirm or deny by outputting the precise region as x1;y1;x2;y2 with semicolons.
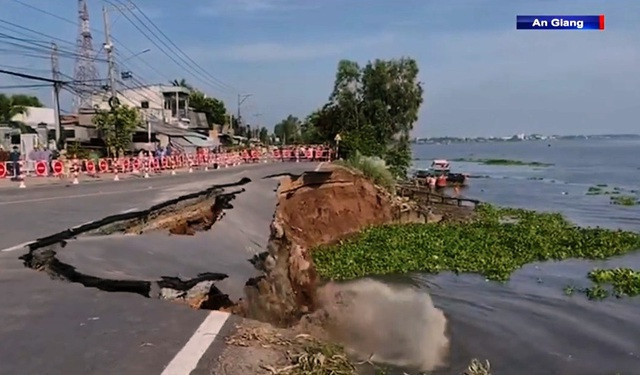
83;85;218;152
90;84;192;125
11;106;56;148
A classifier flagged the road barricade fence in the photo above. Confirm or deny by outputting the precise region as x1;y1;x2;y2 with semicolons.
0;146;334;181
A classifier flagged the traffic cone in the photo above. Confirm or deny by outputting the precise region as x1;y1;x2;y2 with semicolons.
114;172;120;181
72;172;79;185
188;165;193;173
19;178;26;188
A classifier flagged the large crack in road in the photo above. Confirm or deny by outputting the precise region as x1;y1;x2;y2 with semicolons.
19;177;253;310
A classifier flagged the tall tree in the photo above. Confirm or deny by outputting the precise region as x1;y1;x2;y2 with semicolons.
170;78;193;92
361;58;423;176
259;127;269;144
273;115;302;145
93;105;140;157
303;58;423;177
189;90;227;127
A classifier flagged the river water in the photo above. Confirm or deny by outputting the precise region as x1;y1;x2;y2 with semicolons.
391;139;640;374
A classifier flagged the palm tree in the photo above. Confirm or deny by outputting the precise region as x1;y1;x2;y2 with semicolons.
169;78;193;92
0;94;28;125
0;93;43;132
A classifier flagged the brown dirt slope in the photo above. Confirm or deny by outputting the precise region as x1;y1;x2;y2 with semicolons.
243;165;399;326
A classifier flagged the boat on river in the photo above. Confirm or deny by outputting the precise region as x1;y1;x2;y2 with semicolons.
412;159;468;187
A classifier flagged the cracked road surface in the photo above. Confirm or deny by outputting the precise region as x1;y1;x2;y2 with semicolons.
0;162;317;375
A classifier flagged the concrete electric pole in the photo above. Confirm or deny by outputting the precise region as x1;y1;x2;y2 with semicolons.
102;6;117;105
50;43;62;147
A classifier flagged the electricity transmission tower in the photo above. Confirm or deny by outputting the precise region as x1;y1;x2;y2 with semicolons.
73;0;99;110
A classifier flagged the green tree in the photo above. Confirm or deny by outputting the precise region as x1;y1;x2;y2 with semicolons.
170;78;193;92
189;90;227;127
0;93;43;125
259;127;269;144
300;111;325;144
273;115;302;145
307;58;423;177
92;105;141;157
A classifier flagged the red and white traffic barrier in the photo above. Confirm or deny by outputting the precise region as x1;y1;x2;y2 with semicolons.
35;160;48;177
86;160;96;176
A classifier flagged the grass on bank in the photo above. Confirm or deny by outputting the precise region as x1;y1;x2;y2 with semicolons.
451;158;554;167
312;204;640;282
334;151;396;191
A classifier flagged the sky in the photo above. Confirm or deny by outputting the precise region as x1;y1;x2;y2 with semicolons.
0;0;639;137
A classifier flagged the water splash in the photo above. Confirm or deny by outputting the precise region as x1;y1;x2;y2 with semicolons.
316;278;450;371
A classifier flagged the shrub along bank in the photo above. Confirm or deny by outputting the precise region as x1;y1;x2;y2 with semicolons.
312;204;640;282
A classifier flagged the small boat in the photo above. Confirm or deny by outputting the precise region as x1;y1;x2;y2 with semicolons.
412;159;468;187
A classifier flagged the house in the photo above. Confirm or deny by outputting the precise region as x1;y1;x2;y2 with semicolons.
11;106;57;147
63;84;219;153
90;84;192;125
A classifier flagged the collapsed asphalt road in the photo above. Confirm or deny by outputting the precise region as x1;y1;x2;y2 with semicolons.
0;162;318;375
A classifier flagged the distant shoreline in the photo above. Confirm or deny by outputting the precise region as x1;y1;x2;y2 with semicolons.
412;134;640;145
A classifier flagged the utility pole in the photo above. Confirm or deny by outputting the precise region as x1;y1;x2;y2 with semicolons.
50;43;62;148
102;6;117;103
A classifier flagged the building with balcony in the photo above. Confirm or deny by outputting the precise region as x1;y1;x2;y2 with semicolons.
90;84;192;125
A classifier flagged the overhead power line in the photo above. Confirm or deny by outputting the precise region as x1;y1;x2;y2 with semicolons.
102;0;233;94
0;83;52;89
7;0;169;86
0;32;109;63
121;0;236;92
0;19;76;48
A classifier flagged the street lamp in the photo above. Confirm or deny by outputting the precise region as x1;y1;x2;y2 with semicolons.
119;49;151;80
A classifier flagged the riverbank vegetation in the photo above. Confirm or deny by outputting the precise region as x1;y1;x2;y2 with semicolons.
335;152;395;191
451;158;553;167
313;204;640;282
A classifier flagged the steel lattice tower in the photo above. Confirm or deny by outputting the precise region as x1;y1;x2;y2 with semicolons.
73;0;99;110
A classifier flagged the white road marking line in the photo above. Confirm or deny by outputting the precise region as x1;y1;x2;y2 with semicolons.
315;162;325;171
161;311;229;375
0;186;156;206
0;241;34;253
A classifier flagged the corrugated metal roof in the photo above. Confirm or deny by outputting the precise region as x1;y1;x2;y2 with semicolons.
184;135;217;147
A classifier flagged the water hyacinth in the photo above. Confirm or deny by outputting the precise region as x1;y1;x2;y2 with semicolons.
313;204;640;282
584;268;640;299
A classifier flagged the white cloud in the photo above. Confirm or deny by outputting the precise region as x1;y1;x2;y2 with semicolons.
218;33;395;62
